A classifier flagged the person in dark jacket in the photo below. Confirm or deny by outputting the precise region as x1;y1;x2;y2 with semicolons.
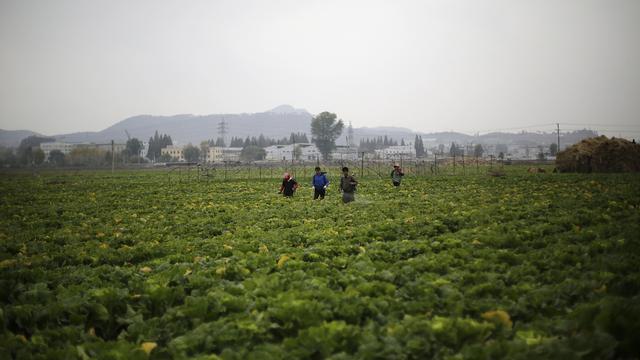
279;172;298;197
339;167;358;203
391;164;404;187
311;166;329;200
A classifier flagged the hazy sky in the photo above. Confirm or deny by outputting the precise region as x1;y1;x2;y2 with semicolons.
1;0;639;136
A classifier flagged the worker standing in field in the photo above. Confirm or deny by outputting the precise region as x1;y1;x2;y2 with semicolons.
279;172;298;197
391;164;404;187
339;167;358;203
311;166;330;200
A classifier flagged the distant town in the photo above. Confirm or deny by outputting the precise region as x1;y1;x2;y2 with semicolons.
0;106;608;167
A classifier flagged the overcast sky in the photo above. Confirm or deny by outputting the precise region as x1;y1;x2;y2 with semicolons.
1;0;639;137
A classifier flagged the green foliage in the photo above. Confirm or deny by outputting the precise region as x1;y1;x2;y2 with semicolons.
415;135;425;157
0;170;639;358
311;112;344;160
146;131;173;161
240;145;266;162
183;144;201;163
125;138;143;160
49;150;65;166
68;147;108;166
474;144;484;158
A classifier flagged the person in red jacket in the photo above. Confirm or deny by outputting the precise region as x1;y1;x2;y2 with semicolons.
279;172;298;197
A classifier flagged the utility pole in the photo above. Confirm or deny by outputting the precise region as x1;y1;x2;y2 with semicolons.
557;123;560;152
111;140;115;173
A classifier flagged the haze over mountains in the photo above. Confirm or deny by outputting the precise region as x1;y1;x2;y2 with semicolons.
0;105;596;148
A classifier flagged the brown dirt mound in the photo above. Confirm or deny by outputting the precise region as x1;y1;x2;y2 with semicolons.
556;136;640;173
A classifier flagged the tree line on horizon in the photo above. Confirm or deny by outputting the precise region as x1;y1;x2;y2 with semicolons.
0;113;577;167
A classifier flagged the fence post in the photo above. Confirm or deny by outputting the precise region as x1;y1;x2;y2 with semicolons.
360;152;365;178
462;152;465;175
434;154;437;174
453;152;456;175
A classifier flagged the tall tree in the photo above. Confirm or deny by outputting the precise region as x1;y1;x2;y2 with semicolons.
311;112;344;160
49;150;65;166
215;137;225;147
33;149;45;165
414;135;425;157
146;131;173;160
549;143;558;156
473;144;484;158
125;138;143;160
183;144;200;162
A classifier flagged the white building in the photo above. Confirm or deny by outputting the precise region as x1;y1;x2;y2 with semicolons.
331;145;359;161
161;145;185;161
40;142;75;160
265;143;320;161
206;147;224;163
374;145;416;160
222;147;243;162
93;143;127;154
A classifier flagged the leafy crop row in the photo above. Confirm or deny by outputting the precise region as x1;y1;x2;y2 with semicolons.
0;170;639;359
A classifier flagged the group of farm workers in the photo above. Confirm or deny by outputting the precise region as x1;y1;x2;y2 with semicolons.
279;164;404;203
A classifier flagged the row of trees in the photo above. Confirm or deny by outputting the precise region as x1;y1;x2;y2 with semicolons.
146;131;173;160
226;132;310;148
358;136;402;152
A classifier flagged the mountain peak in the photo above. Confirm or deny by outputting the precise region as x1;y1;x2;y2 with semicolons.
268;104;309;114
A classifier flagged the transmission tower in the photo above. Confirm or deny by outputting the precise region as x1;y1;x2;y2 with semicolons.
217;117;228;147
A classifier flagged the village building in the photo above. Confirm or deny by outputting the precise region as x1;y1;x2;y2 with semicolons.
161;145;185;162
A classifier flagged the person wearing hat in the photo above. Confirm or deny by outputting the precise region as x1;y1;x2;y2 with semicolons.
391;164;404;187
279;172;298;197
311;166;330;200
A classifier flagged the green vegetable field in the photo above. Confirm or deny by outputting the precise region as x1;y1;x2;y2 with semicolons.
1;169;639;359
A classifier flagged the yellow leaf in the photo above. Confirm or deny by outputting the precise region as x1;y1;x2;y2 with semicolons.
88;327;96;336
223;244;233;250
471;240;482;245
96;232;105;238
99;243;109;249
481;310;512;328
0;259;17;268
140;266;152;273
277;255;290;268
184;269;192;276
594;284;607;293
141;342;157;354
215;266;226;275
259;245;269;253
16;334;27;343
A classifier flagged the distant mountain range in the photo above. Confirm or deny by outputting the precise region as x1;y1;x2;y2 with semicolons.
0;105;598;148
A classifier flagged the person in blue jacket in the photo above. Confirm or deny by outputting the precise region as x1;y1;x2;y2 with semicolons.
311;166;330;200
